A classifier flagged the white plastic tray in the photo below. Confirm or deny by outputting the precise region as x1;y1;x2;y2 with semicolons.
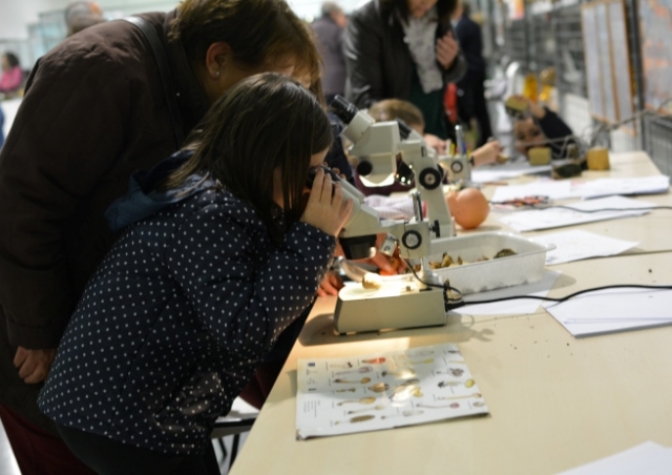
424;232;554;295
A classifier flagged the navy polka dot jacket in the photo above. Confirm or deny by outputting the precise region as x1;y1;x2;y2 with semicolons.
38;151;335;453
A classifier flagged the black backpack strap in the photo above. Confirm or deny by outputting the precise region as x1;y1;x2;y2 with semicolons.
124;16;185;148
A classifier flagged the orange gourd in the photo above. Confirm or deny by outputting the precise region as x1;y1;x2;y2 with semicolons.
445;188;490;230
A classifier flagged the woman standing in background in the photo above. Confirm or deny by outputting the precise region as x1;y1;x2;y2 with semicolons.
344;0;467;139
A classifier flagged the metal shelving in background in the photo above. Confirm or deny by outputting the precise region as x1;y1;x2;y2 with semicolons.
551;4;587;99
644;114;672;177
502;19;528;65
492;0;671;173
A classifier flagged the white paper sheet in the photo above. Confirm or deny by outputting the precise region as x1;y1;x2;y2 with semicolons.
471;161;552;183
453;270;561;315
494;196;653;232
544;287;672;337
489;176;669;203
558;441;672;475
580;175;670;199
295;344;488;439
529;230;638;265
491;180;579;202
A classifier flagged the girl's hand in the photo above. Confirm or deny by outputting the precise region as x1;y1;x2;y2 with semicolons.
356;233;407;275
472;140;503;166
436;32;459;70
301;168;354;237
317;271;344;297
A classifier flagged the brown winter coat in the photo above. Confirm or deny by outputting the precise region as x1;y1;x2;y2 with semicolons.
0;11;209;433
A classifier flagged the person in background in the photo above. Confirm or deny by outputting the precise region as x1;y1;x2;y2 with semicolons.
344;0;467;140
64;1;107;36
0;52;23;96
354;98;502;196
452;0;492;147
311;1;348;104
510;94;575;159
0;1;321;474
38;72;351;475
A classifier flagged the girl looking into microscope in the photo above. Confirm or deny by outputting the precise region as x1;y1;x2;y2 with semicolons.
37;73;353;474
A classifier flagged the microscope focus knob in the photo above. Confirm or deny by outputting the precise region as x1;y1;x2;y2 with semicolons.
401;230;422;250
356;160;373;177
418;167;442;190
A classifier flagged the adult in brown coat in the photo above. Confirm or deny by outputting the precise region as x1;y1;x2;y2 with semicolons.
0;1;320;474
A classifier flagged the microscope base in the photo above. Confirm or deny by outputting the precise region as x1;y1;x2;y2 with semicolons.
333;286;446;334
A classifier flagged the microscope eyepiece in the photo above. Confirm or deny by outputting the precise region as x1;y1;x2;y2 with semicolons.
395;119;412;141
330;95;358;124
306;165;341;190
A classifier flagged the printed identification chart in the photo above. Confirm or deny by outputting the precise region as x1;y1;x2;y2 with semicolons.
296;343;488;439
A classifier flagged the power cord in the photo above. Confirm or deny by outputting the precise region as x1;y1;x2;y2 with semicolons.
403;258;464;303
490;199;672;213
531;204;672;213
444;284;672;311
402;250;672;312
587;98;672;147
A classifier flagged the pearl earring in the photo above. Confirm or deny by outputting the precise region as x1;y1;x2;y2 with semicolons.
215;70;220;78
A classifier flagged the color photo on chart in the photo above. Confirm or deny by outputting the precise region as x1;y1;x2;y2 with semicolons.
295;343;488;439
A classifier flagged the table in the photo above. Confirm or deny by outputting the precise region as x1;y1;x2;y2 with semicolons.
478;152;672;254
231;152;672;475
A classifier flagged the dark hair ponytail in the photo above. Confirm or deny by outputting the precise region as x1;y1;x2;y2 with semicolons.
166;73;333;243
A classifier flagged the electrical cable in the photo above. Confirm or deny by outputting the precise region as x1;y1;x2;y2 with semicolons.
402;258;464;302
513;97;672;155
403;252;672;311
444;284;672;311
585;97;672;147
529;205;672;213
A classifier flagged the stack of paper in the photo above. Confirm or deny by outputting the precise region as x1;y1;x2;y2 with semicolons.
295;343;488;439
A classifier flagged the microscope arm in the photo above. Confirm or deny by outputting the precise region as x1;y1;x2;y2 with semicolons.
331;96;474;264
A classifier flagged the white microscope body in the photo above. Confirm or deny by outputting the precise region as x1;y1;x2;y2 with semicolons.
329;97;472;334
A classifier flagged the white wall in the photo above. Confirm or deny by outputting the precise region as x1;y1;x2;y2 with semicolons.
287;0;362;21
0;0;182;39
0;0;71;39
0;0;363;41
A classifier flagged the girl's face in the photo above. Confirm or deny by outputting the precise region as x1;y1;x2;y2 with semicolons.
272;148;329;209
1;55;9;72
514;117;547;155
407;0;439;18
